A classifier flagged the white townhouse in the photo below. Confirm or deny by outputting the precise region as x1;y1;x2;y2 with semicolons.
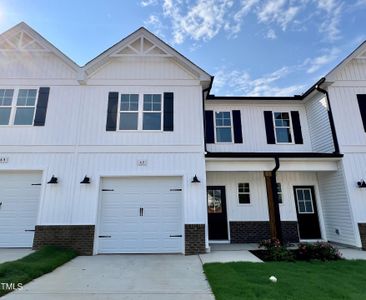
0;22;365;255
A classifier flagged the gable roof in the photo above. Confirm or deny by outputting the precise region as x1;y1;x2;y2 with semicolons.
325;40;366;82
0;22;80;73
83;27;212;84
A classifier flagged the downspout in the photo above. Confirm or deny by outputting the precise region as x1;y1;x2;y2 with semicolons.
315;82;340;154
202;76;214;153
271;156;283;242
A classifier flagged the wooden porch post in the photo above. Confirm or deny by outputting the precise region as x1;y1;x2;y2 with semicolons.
264;170;283;242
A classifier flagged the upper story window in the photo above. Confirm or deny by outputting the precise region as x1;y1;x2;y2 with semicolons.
0;89;14;125
238;183;250;204
0;88;38;126
273;112;293;143
143;94;162;130
119;94;139;130
118;93;162;131
14;89;37;125
215;111;232;143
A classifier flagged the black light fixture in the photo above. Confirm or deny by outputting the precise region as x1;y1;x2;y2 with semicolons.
191;175;200;183
80;176;91;184
357;179;366;188
47;175;58;184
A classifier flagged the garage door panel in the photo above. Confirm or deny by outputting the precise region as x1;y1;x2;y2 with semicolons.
0;171;42;247
98;176;183;253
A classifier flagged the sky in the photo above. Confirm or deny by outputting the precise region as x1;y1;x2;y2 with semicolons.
0;0;365;96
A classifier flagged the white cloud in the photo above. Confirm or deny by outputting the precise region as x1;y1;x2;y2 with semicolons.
140;0;158;7
266;29;277;39
212;66;304;96
316;0;343;41
257;0;302;30
304;47;340;73
162;0;235;44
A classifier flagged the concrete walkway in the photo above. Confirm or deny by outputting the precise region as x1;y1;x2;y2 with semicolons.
0;249;33;264
200;243;262;263
3;254;215;300
339;247;366;260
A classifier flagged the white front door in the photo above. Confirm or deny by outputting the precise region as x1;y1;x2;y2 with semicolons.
98;176;183;253
0;171;42;247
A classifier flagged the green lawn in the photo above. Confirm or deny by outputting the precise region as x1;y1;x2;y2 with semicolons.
0;246;77;297
204;260;366;300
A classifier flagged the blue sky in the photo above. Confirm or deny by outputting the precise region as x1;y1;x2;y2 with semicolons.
0;0;365;96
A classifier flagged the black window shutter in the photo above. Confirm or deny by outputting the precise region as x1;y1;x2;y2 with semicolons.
163;92;174;131
291;111;303;144
205;110;215;143
232;110;243;143
264;111;275;144
33;87;50;126
106;92;119;131
357;95;366;132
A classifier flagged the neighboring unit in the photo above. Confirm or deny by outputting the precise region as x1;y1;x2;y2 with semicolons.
0;22;365;254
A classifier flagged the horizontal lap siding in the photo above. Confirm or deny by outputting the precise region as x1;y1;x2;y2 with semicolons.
304;93;334;153
205;102;312;153
317;163;357;246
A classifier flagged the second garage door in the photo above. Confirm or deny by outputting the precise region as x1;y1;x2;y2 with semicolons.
98;176;183;253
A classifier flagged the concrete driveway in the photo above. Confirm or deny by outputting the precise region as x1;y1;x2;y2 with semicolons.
3;254;214;300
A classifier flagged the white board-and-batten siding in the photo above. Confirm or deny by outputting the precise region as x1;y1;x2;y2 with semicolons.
205;101;313;153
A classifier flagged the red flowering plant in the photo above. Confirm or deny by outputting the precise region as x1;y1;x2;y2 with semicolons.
297;242;342;261
258;238;294;261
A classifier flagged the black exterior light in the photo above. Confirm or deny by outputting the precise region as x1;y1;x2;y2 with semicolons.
80;176;91;184
47;175;58;184
191;175;200;183
357;179;366;188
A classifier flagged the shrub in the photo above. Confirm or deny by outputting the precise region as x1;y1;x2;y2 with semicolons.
258;238;294;261
297;242;342;261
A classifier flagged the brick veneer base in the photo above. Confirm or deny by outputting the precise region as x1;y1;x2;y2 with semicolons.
358;223;366;250
33;225;95;255
185;224;206;255
230;221;299;244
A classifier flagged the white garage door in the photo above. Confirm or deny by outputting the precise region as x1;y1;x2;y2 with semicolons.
98;177;183;253
0;171;42;247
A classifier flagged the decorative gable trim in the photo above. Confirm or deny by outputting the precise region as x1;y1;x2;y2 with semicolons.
83;27;211;83
0;22;80;73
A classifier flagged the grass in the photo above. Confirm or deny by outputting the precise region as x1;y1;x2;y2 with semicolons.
204;260;366;300
0;246;77;297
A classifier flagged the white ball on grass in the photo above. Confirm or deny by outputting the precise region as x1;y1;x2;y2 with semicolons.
269;276;277;283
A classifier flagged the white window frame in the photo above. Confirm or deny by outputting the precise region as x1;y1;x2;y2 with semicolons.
296;188;314;214
237;182;251;205
0;88;38;127
273;111;294;144
0;89;14;126
277;182;283;205
118;94;139;131
214;110;233;143
142;94;163;131
117;93;164;132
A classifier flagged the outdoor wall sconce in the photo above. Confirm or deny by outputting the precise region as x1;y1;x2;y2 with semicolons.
47;175;58;184
191;175;201;183
357;179;366;188
80;176;91;184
